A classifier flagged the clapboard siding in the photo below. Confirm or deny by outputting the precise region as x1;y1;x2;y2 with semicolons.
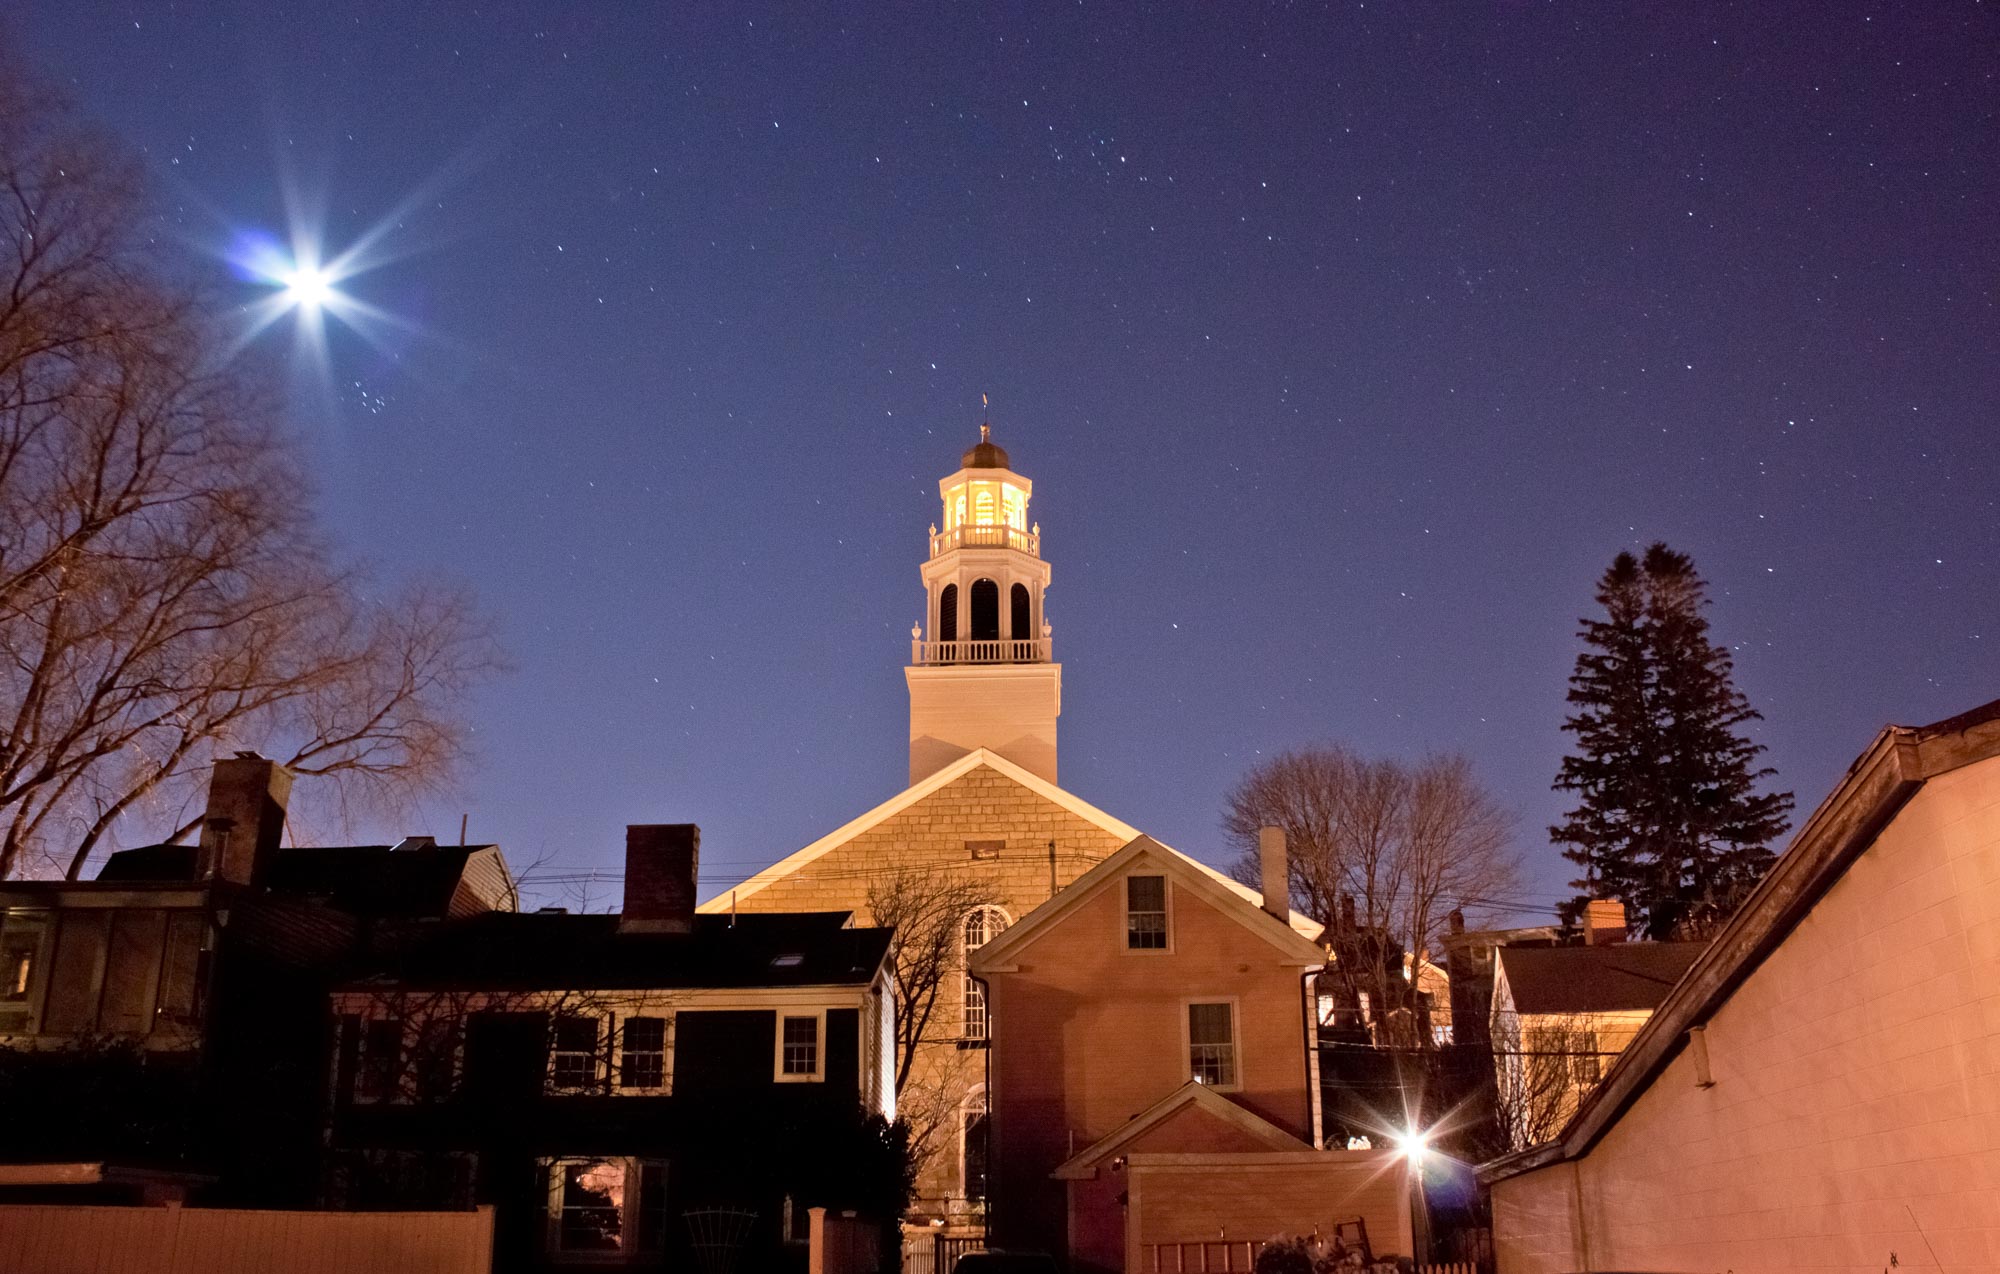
0;1204;492;1274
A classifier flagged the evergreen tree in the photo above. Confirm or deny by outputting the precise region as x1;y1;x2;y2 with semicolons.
1552;544;1793;940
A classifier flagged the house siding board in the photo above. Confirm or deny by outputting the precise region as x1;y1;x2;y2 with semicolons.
1492;752;2000;1274
986;862;1316;1263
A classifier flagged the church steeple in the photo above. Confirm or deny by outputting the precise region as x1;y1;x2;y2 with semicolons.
905;423;1061;784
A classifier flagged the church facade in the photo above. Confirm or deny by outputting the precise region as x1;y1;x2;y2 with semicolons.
700;429;1313;1227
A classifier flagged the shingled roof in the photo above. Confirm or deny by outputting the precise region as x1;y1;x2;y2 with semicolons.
339;910;893;992
1494;943;1706;1016
96;842;511;919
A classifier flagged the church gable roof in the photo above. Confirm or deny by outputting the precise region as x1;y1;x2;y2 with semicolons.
699;749;1322;939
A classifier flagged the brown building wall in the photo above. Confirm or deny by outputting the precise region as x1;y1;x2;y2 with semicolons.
987;865;1315;1258
1493;753;2000;1274
1130;1155;1412;1260
719;764;1130;1216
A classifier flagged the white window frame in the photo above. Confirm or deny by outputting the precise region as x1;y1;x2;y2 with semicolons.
774;1008;825;1083
961;905;1011;1041
617;1014;672;1093
542;1156;668;1262
1181;996;1242;1092
549;1015;603;1093
1123;873;1173;954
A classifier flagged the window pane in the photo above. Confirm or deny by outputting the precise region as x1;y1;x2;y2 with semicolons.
42;910;111;1034
558;1160;625;1251
0;910;50;1033
415;1019;459;1101
622;1016;667;1089
1127;876;1167;949
554;1017;598;1051
552;1016;599;1089
1189;1002;1235;1087
782;1016;818;1074
100;910;167;1034
362;1019;404;1101
637;1161;667;1251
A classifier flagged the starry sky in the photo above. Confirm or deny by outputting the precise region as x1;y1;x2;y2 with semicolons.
13;3;1998;918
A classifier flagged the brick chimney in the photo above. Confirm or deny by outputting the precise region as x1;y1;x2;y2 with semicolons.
1583;898;1628;945
1257;826;1288;924
197;752;294;886
621;824;699;934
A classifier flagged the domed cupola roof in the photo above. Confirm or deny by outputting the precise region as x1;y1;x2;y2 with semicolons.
961;424;1010;471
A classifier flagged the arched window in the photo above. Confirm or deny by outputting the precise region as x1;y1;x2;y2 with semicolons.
961;1084;991;1204
953;494;966;529
962;906;1010;1041
969;579;999;641
938;584;958;643
973;488;996;525
1010;584;1031;641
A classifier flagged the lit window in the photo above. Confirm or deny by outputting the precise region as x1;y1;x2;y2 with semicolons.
974;488;995;524
1126;875;1168;949
780;1015;820;1078
1188;1002;1237;1088
962;907;1009;1041
542;1158;670;1256
621;1016;668;1090
1002;487;1026;530
0;909;49;1034
551;1017;600;1091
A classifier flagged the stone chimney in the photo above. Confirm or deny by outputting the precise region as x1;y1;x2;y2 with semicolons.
1583;898;1628;946
1257;826;1288;924
621;824;699;934
197;752;294;886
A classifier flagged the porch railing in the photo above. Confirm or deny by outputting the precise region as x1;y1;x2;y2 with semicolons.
911;638;1050;666
931;525;1039;558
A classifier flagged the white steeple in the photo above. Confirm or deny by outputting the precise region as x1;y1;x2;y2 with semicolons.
905;423;1061;784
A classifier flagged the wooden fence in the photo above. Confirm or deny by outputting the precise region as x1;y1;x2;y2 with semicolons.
900;1230;984;1274
0;1203;494;1274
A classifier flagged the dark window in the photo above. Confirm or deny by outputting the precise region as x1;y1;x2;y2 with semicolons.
965;839;1002;861
0;909;50;1034
42;910;110;1034
552;1016;600;1090
963;1094;991;1201
621;1016;667;1089
1126;876;1168;949
969;579;999;641
637;1161;668;1251
672;1011;773;1095
1188;1002;1237;1087
938;584;958;643
360;1018;405;1102
414;1018;460;1101
781;1015;819;1076
157;913;206;1023
1011;583;1031;640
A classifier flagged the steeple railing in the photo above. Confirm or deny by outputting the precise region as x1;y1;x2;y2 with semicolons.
911;637;1052;666
930;524;1039;558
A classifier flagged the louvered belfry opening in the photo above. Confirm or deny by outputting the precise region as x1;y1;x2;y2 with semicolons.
969;579;1000;641
1010;583;1031;639
939;583;958;642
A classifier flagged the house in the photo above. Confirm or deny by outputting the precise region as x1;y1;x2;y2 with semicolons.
325;823;899;1273
0;753;513;1207
971;829;1414;1274
701;430;1319;1228
1487;909;1704;1150
1483;698;2000;1273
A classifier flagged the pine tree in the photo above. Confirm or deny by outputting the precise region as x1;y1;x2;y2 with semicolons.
1551;544;1793;940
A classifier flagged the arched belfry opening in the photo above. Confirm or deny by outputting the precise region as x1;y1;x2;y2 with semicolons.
969;579;999;642
907;421;1061;784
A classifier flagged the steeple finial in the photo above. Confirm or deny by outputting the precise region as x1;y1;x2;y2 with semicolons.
981;422;991;444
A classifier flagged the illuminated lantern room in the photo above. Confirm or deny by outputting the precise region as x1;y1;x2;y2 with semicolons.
906;424;1062;785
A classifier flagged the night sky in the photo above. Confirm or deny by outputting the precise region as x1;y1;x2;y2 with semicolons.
14;4;1998;918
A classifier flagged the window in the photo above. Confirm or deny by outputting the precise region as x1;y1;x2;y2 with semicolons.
1126;875;1168;949
969;578;999;641
621;1016;668;1090
961;1086;991;1203
973;488;995;525
1010;583;1031;640
965;839;1002;861
961;906;1009;1041
359;1018;405;1103
1572;1027;1602;1085
545;1158;666;1256
551;1017;601;1091
0;909;49;1034
1188;1002;1237;1088
778;1014;820;1080
938;583;958;643
413;1018;460;1101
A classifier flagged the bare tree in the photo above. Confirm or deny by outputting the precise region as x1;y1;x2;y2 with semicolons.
0;75;498;878
1225;747;1517;1044
864;867;998;1184
1490;1010;1604;1151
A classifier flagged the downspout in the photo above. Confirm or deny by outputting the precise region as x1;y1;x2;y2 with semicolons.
1299;966;1325;1148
